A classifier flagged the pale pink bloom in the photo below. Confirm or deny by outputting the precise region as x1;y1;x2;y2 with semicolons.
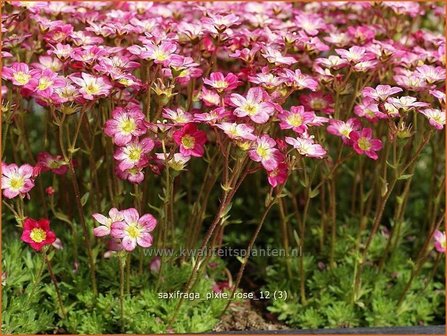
434;230;446;253
230;87;274;124
216;122;257;141
194;107;230;124
202;13;239;34
128;41;176;64
278;106;315;134
419;109;445;130
93;208;124;237
249;135;280;171
248;70;284;90
387;96;429;112
353;60;378;72
294;13;326;36
262;47;296;66
415;65;445;85
71;46;108;64
28;69;66;94
285;136;327;159
203;72;240;92
354;99;388;122
280;69;318;91
50;43;73;60
350;128;383;160
327;118;362;145
316;55;349;70
114;138;154;170
1;163;35;199
429;89;446;105
335;46;374;64
33;56;63;72
394;74;428;92
70;73;113;100
200;88;221;107
362;85;403;102
173;124;207;157
104;107;146;146
116;166;146;184
111;208;157;251
37;152;68;175
163;108;193;124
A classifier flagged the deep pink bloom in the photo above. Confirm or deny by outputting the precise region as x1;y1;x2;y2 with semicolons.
104;107;147;146
278;106;315;134
203;72;240;93
230;87;274;124
1;163;35;199
114;138;154;170
92;208;124;237
327;118;362;145
349;128;383;160
111;208;157;251
173;124;207;157
300;92;334;115
2;62;34;87
37;152;68;175
21;218;56;251
267;161;288;188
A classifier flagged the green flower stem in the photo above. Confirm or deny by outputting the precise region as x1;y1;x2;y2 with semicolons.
119;255;125;329
44;252;66;319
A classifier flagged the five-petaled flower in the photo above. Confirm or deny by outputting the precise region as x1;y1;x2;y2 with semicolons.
21;218;57;251
173;123;207;157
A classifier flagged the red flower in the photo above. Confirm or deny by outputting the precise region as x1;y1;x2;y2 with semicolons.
21;218;57;251
173;123;207;157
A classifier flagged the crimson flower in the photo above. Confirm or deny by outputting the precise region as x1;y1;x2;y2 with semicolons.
21;218;57;251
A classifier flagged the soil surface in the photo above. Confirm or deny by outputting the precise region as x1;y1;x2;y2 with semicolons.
213;300;289;332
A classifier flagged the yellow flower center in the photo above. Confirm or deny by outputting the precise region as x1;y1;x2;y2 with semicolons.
287;114;303;127
120;119;136;134
181;135;196;149
38;77;54;90
256;145;269;159
30;228;47;243
84;83;100;95
153;49;168;61
340;126;351;137
13;72;31;85
126;225;141;239
358;137;371;151
244;103;258;116
214;80;228;89
9;176;25;190
128;147;142;161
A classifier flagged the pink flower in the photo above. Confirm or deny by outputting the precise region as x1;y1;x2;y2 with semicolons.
1;163;35;199
111;208;157;251
362;85;403;102
163;108;193;124
129;41;177;64
349;128;383;160
335;46;374;64
230;87;274;124
70;73;113;100
285;136;327;159
173;123;207;157
262;47;296;66
37;152;68;175
278;106;315;134
415;65;445;85
354;99;388;122
249;135;280;171
92;208;124;237
300;92;334;115
433;230;446;253
2;62;34;86
200;88;221;107
327;118;362;145
21;218;56;252
114;138;154;170
280;69;318;91
267;161;288;188
203;72;240;93
216;122;257;141
386;96;429;112
419;109;445;130
104;107;146;146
